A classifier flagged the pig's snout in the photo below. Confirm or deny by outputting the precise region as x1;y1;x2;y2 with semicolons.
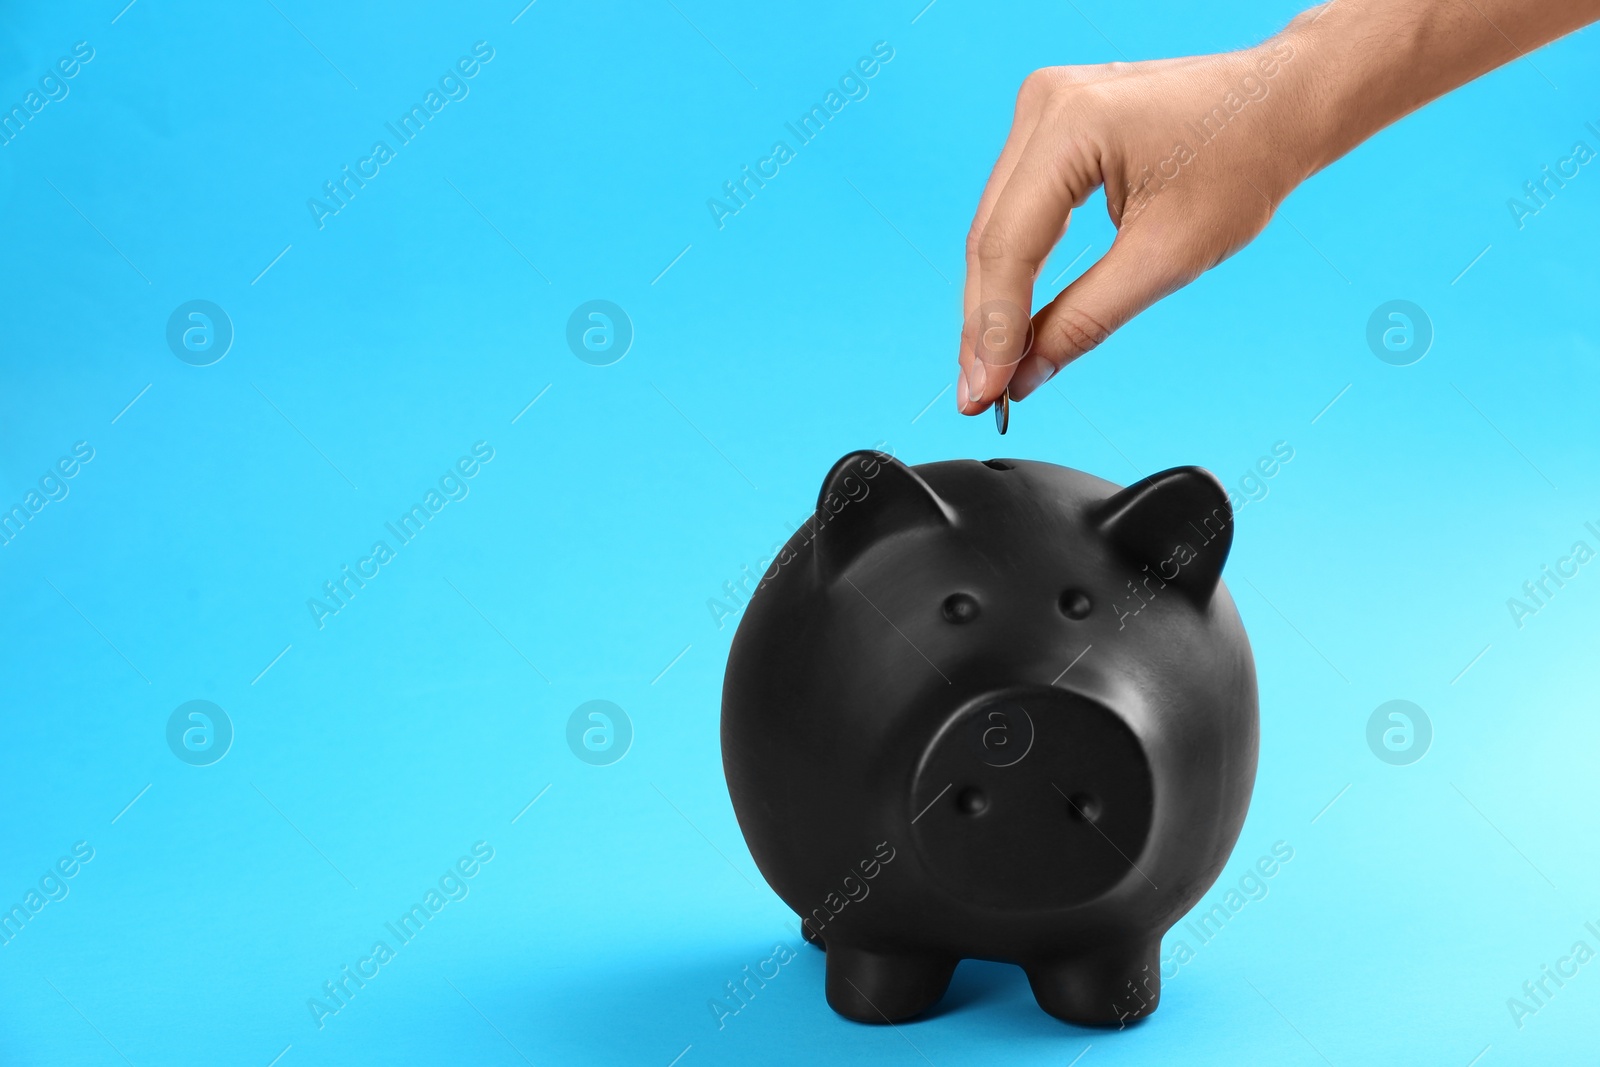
907;687;1155;911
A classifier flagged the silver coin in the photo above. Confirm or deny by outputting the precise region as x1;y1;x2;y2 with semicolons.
995;388;1010;435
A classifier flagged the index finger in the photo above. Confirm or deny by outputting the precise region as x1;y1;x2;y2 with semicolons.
959;82;1057;414
967;123;1099;410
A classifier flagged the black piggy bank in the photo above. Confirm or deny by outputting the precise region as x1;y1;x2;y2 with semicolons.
721;450;1258;1027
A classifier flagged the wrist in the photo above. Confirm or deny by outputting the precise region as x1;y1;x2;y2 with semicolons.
1224;36;1328;192
1268;0;1495;176
1259;9;1400;178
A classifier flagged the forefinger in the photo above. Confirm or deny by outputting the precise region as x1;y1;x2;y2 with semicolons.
958;78;1051;413
966;120;1086;411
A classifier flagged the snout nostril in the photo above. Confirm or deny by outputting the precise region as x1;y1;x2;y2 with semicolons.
1059;589;1093;620
941;593;980;624
983;459;1013;471
956;787;988;815
1066;792;1102;823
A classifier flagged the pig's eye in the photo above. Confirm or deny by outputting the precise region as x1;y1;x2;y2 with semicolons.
1064;791;1102;823
941;593;980;623
1059;589;1093;619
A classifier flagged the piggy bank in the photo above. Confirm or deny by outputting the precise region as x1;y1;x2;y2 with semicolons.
720;450;1258;1026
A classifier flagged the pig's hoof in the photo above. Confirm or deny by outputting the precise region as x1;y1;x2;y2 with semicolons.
800;922;824;951
824;943;957;1023
1025;942;1160;1027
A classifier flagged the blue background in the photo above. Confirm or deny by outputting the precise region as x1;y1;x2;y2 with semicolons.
2;0;1597;1064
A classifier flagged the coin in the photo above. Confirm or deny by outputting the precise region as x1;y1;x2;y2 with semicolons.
995;387;1010;435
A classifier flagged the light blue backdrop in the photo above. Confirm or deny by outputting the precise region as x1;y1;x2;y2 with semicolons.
2;1;1597;1064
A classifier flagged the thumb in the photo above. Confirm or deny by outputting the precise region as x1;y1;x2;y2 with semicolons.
1006;236;1186;400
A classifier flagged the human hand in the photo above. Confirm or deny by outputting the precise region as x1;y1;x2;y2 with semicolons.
957;39;1312;413
957;0;1600;416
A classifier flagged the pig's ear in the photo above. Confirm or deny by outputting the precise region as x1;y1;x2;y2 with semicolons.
812;450;954;578
1091;466;1233;605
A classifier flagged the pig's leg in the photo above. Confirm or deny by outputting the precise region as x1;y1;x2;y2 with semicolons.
1024;939;1161;1027
824;942;958;1023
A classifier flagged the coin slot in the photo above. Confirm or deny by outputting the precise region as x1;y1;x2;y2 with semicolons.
983;460;1013;471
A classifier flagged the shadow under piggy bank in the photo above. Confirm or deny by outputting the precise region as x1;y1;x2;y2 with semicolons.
522;934;1104;1065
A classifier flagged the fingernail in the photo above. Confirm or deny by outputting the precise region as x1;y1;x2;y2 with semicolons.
1010;360;1057;399
966;359;987;402
956;373;970;409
